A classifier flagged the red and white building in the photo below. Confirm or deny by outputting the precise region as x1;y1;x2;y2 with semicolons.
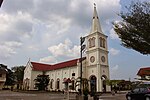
137;67;150;80
23;6;110;92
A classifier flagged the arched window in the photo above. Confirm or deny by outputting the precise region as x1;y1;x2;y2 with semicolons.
102;38;105;48
24;78;30;90
50;79;54;89
88;38;92;48
89;37;96;48
101;75;107;92
71;77;75;90
56;78;60;90
100;37;106;48
100;37;103;47
91;37;95;47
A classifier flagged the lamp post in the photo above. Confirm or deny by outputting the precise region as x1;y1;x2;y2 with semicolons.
80;37;86;95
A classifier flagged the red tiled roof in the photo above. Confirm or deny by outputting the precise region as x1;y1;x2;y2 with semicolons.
31;57;86;71
31;62;52;71
137;67;150;76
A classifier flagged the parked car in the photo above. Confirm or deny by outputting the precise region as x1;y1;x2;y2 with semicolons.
126;82;150;100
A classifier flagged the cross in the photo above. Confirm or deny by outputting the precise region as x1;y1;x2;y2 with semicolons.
94;3;96;7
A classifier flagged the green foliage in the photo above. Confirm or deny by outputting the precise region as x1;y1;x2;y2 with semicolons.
0;64;15;86
113;1;150;55
106;80;132;90
83;87;89;96
5;69;15;86
82;78;89;96
34;74;50;91
0;64;7;69
3;65;25;86
12;66;25;82
106;80;122;86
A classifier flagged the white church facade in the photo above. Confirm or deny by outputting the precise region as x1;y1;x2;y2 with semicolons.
23;6;110;92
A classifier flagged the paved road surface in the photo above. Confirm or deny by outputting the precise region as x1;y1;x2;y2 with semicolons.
0;90;127;100
98;93;126;100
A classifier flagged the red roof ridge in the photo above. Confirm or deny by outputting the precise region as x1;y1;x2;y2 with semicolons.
31;62;52;71
30;57;86;71
53;58;79;65
31;61;52;66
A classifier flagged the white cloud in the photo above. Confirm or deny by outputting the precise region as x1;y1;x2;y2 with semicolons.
0;13;10;32
39;56;57;64
0;12;34;45
45;15;71;35
27;45;39;51
0;11;33;59
0;45;16;60
110;48;120;56
4;41;22;48
40;39;80;63
0;41;22;60
0;0;122;67
48;39;80;58
109;28;119;39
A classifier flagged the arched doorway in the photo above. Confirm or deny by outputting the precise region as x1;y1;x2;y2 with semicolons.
56;78;60;90
101;75;107;92
71;77;75;90
89;75;97;92
50;79;54;89
23;78;30;90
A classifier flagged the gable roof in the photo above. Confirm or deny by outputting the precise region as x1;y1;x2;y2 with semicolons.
137;67;150;76
31;57;86;71
31;62;52;71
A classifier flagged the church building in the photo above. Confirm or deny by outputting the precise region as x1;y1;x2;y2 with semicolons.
23;6;110;92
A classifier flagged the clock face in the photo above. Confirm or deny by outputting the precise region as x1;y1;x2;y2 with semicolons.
90;56;95;63
101;56;105;62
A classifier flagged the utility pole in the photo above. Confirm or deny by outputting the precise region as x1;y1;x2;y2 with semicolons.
80;37;85;95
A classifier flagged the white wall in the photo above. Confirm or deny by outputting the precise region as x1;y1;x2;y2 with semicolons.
23;62;32;90
46;65;78;91
30;71;43;90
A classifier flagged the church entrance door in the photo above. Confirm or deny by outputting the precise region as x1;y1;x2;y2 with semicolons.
90;75;97;93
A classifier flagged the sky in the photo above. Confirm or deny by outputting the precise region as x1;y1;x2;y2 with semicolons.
0;0;149;80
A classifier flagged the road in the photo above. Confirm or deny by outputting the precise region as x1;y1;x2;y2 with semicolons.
0;90;127;100
98;93;126;100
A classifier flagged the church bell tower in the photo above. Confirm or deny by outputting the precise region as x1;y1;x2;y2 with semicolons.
85;5;110;92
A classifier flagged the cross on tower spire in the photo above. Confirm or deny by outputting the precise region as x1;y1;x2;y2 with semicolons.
94;3;96;7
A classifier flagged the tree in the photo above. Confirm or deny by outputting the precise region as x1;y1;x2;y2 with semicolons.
113;1;150;55
11;66;25;89
1;65;25;87
0;64;7;69
34;74;50;91
11;66;25;83
5;69;15;86
0;64;15;86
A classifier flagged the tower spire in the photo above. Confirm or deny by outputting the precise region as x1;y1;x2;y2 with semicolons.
91;4;103;33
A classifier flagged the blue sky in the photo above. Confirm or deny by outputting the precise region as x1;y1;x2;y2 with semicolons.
0;0;149;80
